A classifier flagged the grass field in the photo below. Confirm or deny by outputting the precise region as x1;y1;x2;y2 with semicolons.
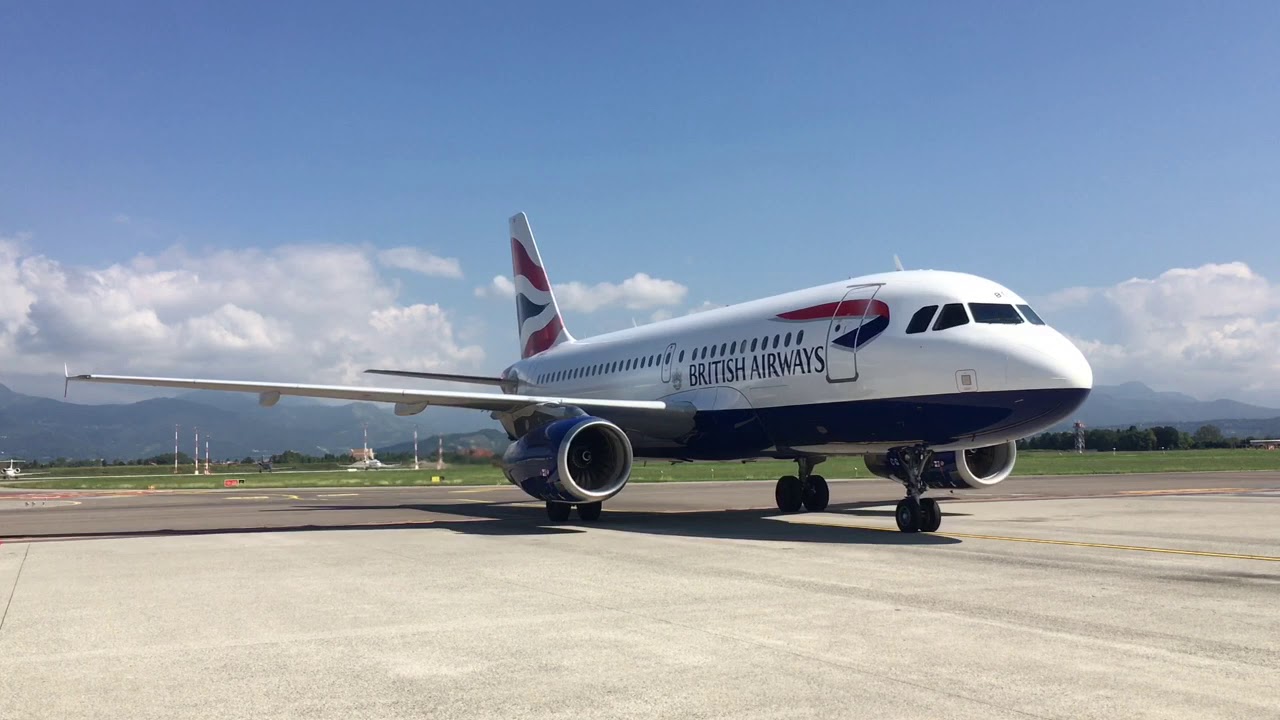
4;449;1277;490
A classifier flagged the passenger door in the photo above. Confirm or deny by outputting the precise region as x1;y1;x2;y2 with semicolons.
825;284;885;383
659;343;676;384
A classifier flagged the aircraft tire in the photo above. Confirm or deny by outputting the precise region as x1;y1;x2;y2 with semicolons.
920;498;942;532
802;475;830;512
546;501;572;522
895;498;922;533
577;501;603;521
775;475;803;513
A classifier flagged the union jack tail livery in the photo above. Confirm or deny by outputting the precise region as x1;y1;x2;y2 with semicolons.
510;212;574;359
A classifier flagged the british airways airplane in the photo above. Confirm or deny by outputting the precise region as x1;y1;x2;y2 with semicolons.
69;213;1092;533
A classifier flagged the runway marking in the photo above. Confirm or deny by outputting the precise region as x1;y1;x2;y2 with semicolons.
1114;487;1252;496
453;487;515;494
790;518;1280;563
223;496;271;501
316;493;359;498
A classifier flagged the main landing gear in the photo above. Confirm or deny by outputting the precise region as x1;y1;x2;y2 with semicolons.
545;500;602;522
892;446;942;533
774;457;830;514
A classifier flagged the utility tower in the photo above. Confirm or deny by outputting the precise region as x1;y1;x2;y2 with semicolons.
1074;421;1086;454
435;436;444;471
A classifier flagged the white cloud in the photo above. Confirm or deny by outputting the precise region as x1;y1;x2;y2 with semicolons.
111;213;132;225
475;272;686;314
474;275;515;299
1058;262;1280;403
648;309;674;323
0;234;485;389
377;247;462;279
685;301;722;315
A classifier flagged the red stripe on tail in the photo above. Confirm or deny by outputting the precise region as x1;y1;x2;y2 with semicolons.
522;314;564;359
511;238;550;292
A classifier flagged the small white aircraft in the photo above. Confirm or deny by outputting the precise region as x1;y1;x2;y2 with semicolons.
2;459;46;480
346;457;399;471
68;212;1092;532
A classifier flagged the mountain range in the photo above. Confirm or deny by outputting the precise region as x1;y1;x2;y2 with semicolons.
0;384;493;462
1;381;1277;462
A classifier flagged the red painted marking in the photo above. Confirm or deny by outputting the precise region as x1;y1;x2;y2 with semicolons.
523;314;564;358
776;299;889;321
510;238;550;292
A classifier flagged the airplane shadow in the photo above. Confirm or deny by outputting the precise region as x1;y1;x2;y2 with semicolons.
257;498;965;547
4;499;963;546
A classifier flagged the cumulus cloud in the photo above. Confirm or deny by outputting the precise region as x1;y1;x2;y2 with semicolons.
554;273;687;312
377;247;463;278
1053;262;1280;403
0;234;485;389
473;275;515;299
474;272;687;314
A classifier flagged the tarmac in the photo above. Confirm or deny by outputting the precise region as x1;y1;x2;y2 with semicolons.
1;472;1278;719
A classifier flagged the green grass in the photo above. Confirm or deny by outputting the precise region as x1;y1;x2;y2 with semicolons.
5;449;1277;491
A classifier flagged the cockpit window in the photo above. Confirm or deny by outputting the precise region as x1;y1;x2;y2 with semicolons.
1017;304;1046;325
969;303;1024;324
932;303;970;331
905;305;938;334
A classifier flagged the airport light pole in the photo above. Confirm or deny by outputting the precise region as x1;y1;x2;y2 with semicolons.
174;424;179;474
194;427;200;475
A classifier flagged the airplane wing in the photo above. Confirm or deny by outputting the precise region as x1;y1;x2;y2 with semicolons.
67;373;686;420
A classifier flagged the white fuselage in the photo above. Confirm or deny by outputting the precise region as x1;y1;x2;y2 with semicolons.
504;270;1091;459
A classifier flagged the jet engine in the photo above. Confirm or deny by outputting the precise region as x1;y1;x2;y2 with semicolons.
502;416;634;503
864;440;1017;489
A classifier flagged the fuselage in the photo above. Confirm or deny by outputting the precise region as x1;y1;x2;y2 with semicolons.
504;270;1092;460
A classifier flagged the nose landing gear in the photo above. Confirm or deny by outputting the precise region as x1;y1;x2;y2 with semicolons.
893;446;942;533
774;457;829;513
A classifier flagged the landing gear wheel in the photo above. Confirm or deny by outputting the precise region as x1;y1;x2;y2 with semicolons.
802;475;829;512
577;501;603;521
920;498;942;533
895;498;922;533
775;475;803;513
545;501;571;522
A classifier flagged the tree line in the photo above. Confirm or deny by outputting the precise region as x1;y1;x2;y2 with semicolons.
1018;424;1255;451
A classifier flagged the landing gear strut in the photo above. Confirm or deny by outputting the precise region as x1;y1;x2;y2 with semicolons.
774;457;829;513
892;446;942;533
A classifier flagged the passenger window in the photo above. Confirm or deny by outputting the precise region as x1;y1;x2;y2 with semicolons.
784;332;792;347
710;345;718;358
969;303;1023;324
906;305;938;334
796;329;804;345
1017;304;1046;325
772;335;780;349
933;303;970;331
730;341;737;355
678;350;684;362
751;338;758;352
720;342;727;356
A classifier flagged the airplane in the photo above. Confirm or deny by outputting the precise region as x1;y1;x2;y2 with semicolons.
346;457;399;471
2;459;46;480
67;212;1092;532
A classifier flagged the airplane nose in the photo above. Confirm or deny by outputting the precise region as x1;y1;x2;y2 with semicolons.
1006;334;1093;391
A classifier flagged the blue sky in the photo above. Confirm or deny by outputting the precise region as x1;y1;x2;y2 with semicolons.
2;1;1279;403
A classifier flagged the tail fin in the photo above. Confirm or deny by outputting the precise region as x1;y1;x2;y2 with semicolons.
510;213;573;358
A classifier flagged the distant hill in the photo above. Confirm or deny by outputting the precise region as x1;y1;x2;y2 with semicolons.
376;429;511;457
4;378;1279;461
0;384;495;461
1057;381;1280;436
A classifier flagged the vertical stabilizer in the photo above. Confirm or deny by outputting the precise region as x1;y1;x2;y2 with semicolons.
510;213;573;358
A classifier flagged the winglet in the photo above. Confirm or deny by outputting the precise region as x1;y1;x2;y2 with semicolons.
63;363;70;398
893;254;905;272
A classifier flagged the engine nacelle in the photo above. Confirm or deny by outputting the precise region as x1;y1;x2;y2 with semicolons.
502;416;634;503
864;441;1017;489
